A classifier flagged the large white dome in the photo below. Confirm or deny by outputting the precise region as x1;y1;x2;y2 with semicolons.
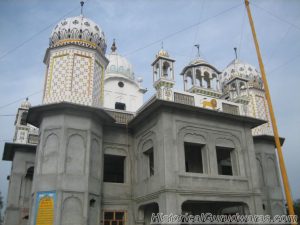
220;59;263;90
50;15;107;54
105;41;134;79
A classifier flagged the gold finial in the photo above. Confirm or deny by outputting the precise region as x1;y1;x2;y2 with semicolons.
111;39;117;52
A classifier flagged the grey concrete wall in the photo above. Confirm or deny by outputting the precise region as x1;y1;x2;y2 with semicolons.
29;111;104;225
132;106;266;223
254;138;285;216
4;151;35;225
4;103;286;225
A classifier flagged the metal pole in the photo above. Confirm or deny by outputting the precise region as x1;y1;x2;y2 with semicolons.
244;0;296;221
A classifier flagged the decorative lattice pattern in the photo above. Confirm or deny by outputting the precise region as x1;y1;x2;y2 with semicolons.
92;61;103;106
43;48;105;106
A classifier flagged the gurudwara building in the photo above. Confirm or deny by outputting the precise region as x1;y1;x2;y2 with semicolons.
2;9;286;225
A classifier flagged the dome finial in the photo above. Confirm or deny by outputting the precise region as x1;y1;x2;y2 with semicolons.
80;1;84;15
234;47;238;60
194;44;200;57
111;39;117;52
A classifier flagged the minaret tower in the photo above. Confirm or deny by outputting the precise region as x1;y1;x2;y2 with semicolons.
151;46;175;101
43;2;109;106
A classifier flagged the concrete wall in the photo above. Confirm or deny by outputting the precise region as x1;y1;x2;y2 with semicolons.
131;106;267;223
254;138;285;216
29;111;103;225
4;103;286;225
4;151;35;225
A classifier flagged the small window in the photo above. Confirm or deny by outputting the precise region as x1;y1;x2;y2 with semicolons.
25;166;34;180
103;154;125;183
144;148;154;177
216;147;233;176
89;199;96;207
115;102;126;110
103;211;126;225
118;81;124;88
184;142;203;173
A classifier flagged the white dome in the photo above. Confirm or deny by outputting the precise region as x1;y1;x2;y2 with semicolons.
220;59;263;90
50;15;107;53
105;41;134;79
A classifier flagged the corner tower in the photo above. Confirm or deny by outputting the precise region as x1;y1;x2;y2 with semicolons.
43;13;109;106
151;48;175;101
220;58;272;135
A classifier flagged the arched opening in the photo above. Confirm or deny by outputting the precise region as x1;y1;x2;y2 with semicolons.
154;63;159;81
25;166;34;180
138;202;159;225
185;70;193;90
203;72;211;88
162;61;170;78
240;81;246;90
195;69;202;87
211;73;218;90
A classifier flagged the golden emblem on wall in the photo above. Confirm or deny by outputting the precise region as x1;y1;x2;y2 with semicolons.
202;98;217;110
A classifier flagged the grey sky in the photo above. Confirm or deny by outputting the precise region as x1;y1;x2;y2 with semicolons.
0;0;299;208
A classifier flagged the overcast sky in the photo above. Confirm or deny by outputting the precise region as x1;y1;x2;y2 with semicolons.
0;0;299;207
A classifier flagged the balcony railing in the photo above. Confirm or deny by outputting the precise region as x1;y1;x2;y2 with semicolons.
174;92;195;106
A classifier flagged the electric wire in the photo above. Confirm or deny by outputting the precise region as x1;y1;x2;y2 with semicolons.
252;2;300;31
266;25;293;66
238;5;247;58
268;52;300;74
123;3;243;56
0;90;42;110
0;4;82;61
189;0;206;59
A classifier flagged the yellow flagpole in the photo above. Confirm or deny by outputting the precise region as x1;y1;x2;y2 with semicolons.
244;0;295;221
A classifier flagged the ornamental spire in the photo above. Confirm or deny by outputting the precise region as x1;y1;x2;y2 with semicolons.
80;1;84;16
234;47;238;60
111;39;117;52
194;44;200;57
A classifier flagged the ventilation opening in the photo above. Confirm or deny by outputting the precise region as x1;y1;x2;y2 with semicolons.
184;142;203;173
103;154;125;183
115;102;126;110
216;147;233;176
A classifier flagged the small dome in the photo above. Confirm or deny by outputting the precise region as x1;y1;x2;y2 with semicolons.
220;59;263;90
105;41;134;79
156;48;169;58
188;57;209;66
50;15;107;54
20;98;31;109
181;57;220;75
